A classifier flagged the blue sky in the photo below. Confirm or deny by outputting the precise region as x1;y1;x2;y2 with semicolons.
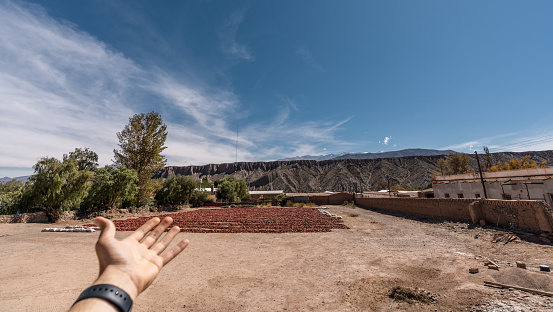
1;0;553;177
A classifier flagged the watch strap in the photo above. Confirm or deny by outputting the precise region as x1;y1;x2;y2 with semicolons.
74;284;133;312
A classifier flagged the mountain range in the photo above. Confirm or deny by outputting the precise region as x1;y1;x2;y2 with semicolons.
0;176;30;183
158;150;553;193
277;148;456;161
5;149;553;193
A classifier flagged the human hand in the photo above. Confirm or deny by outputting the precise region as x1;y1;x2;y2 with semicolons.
91;216;189;300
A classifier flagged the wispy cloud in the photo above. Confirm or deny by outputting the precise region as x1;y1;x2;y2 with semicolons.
0;1;356;176
219;10;254;61
441;132;519;152
296;47;324;72
0;0;137;169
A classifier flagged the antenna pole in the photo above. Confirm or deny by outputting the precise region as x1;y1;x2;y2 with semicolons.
475;151;488;198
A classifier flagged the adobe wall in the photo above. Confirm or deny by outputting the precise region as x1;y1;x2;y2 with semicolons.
355;198;473;221
308;193;355;205
474;199;553;233
328;193;355;205
309;196;329;205
355;197;553;233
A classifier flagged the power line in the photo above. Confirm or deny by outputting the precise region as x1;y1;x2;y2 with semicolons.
492;138;553;152
488;133;553;152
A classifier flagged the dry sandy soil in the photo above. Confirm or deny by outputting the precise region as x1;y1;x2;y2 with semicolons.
1;205;553;312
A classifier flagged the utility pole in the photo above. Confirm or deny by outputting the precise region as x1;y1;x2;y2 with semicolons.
235;124;238;163
475;151;488;198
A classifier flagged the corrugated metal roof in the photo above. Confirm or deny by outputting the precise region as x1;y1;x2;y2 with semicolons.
248;190;284;195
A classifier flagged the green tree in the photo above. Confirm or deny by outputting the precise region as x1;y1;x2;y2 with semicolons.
483;146;493;171
113;112;167;205
63;147;99;171
0;179;24;214
80;166;138;211
214;176;250;202
27;157;93;222
436;153;471;175
155;175;198;206
200;177;212;188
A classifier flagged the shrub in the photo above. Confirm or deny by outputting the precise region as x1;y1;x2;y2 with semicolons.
190;190;209;207
214;176;249;202
388;286;434;304
0;179;25;215
155;175;198;206
80;166;138;212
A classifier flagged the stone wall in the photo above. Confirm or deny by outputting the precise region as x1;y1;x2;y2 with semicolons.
0;211;49;223
355;197;553;233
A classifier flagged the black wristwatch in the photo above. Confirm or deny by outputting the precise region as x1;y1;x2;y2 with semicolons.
73;284;133;312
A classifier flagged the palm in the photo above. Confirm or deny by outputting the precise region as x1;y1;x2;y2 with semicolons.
94;216;189;295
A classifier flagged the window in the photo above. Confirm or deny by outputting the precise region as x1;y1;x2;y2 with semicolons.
458;194;464;198
444;193;450;198
503;194;512;200
475;193;480;198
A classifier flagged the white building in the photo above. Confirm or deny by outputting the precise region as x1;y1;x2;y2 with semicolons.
432;167;553;206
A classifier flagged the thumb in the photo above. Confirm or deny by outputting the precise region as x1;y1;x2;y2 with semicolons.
94;217;116;241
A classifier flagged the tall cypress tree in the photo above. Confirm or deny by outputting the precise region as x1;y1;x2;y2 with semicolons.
114;112;167;205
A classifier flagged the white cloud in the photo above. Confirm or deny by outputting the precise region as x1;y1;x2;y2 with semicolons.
379;136;392;145
0;0;136;170
0;1;356;176
296;47;324;72
219;10;254;61
441;132;518;151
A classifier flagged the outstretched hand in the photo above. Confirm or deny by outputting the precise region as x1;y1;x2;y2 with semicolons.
91;216;189;300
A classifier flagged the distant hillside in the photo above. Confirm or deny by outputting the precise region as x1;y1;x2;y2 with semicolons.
277;153;342;161
277;148;455;161
0;176;30;183
331;148;457;160
157;150;553;193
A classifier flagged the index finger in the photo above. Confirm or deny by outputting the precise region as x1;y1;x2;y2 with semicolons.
128;217;161;241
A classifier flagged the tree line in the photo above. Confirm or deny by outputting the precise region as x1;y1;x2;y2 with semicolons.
0;112;249;221
436;146;547;176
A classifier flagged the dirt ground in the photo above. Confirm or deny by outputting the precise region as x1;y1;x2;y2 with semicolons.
1;205;553;312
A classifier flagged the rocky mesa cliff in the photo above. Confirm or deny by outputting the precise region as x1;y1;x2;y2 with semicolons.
156;150;553;193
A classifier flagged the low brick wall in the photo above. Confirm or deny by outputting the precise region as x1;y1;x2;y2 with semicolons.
355;197;553;233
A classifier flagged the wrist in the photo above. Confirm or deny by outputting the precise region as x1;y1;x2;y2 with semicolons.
94;266;139;301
